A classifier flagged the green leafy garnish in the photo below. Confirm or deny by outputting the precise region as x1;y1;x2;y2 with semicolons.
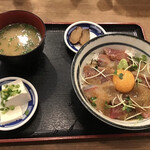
129;65;138;71
104;101;111;109
8;37;14;42
0;84;21;113
136;115;144;120
122;105;132;112
134;55;147;63
141;55;147;61
117;59;128;69
118;73;124;79
114;70;124;79
114;70;117;75
90;97;97;107
95;65;98;69
25;109;29;116
136;78;142;84
125;96;131;101
0;105;15;114
90;97;97;101
91;102;96;107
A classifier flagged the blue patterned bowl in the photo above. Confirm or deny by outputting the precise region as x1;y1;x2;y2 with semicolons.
64;21;106;53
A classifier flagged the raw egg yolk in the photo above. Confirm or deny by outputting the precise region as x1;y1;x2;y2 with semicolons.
113;69;135;93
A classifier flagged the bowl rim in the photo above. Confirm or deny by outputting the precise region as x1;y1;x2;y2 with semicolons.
71;33;150;130
64;20;106;53
0;10;46;57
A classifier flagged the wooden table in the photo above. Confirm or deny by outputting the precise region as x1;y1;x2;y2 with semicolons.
0;0;150;149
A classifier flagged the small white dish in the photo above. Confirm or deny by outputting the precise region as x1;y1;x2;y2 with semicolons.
64;21;106;53
0;77;38;131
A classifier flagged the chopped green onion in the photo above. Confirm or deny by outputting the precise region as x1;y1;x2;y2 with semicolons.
136;115;144;120
90;97;97;101
0;84;21;113
25;109;29;116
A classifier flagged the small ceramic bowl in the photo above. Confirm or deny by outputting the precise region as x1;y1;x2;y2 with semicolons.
64;21;106;53
0;77;38;131
0;10;46;65
71;34;150;130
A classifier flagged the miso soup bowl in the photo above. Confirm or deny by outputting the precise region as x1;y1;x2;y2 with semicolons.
0;10;46;65
71;34;150;130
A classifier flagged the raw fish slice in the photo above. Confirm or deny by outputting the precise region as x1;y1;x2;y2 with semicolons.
104;48;129;61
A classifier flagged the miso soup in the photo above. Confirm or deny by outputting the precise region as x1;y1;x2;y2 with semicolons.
0;23;41;56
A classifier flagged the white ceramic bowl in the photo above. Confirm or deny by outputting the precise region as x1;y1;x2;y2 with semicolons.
64;21;106;53
71;34;150;130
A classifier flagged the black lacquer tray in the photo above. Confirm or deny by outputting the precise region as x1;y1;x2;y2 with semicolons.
0;23;149;143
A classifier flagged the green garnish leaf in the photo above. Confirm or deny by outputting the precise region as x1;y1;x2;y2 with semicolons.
125;96;130;101
91;102;96;107
90;97;97;101
136;115;144;120
90;97;97;107
122;105;132;112
15;84;20;88
141;55;147;61
134;55;147;63
25;109;29;116
95;65;98;69
129;65;138;71
117;59;128;70
119;73;124;79
104;101;111;109
114;70;117;75
8;37;14;42
136;78;142;84
0;108;5;111
0;84;21;112
9;105;15;110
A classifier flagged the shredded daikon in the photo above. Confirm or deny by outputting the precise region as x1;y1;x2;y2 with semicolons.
140;64;147;72
125;112;142;121
135;60;142;81
109;100;125;108
117;94;135;109
92;67;106;77
85;68;105;80
130;97;146;111
147;63;150;74
138;83;149;88
112;96;117;105
143;74;150;89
